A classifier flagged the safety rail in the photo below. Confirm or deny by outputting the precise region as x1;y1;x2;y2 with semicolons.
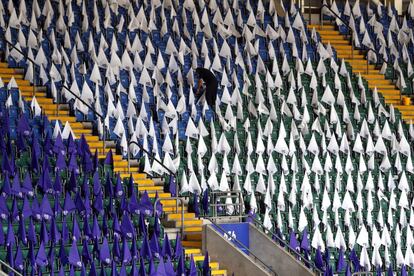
3;38;109;153
154;197;185;237
319;3;399;100
320;4;392;74
3;38;174;179
205;191;244;222
320;4;356;60
0;259;23;276
205;218;278;276
250;216;324;276
127;140;176;176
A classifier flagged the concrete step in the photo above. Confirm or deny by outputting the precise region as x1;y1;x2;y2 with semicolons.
323;37;351;44
27;97;54;104
185;233;202;241
361;74;388;81
113;160;129;167
87;141;115;148
0;68;20;74
380;95;401;100
0;73;24;79
370;84;396;90
184;227;203;232
211;270;227;275
385;100;402;105
164;206;188;213
39;103;69;110
377;90;400;96
185;248;202;255
396;110;414;116
21;92;45;97
347;61;376;69
361;78;391;85
135;180;156;187
167;212;196;220
175;219;203;227
3;79;31;86
99;154;123;161
146;192;171;198
84;136;100;142
346;59;371;65
182;240;202;248
139;186;164;193
72;129;93;135
394;105;414;110
43;110;70;116
317;29;340;35
119;173;148;179
308;24;335;30
161;199;183;207
336;54;366;59
331;44;354;50
47;115;78;122
113;166;140;173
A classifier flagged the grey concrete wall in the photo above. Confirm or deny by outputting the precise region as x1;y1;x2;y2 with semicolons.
202;225;272;276
248;224;316;276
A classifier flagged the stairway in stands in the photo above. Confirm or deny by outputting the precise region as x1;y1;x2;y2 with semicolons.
311;24;414;123
0;62;226;275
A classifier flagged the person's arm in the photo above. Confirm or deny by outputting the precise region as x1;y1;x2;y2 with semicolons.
196;79;203;95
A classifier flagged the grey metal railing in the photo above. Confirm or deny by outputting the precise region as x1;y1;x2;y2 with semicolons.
4;40;35;96
0;259;23;276
154;197;185;236
207;190;244;222
206;218;278;276
3;38;109;153
3;38;177;171
319;3;399;100
127;140;176;176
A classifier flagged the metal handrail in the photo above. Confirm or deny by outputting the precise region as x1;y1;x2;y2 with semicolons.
207;191;244;222
4;39;35;96
0;259;23;276
320;4;355;59
249;216;324;275
3;38;108;152
127;140;176;176
320;4;388;66
319;4;399;100
3;37;185;166
205;218;278;276
154;197;185;237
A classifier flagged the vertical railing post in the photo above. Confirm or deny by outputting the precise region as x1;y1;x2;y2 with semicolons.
127;149;131;174
154;197;184;237
320;5;323;26
351;29;354;60
308;0;311;24
181;199;184;237
103;121;106;156
56;85;59;116
32;63;35;97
